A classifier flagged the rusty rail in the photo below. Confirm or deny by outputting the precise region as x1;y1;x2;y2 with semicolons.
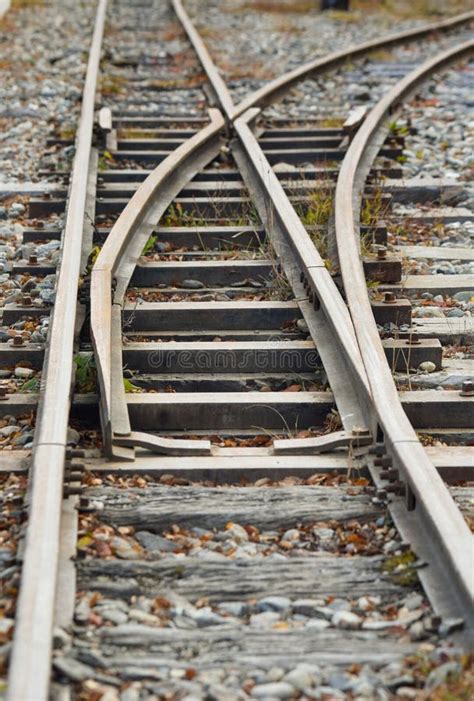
7;2;108;699
334;40;474;632
91;109;225;459
173;2;472;122
172;0;235;121
175;0;474;635
232;11;474;118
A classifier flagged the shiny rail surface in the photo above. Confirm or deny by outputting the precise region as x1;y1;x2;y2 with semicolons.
6;2;108;700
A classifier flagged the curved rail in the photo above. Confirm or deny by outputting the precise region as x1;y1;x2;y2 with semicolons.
173;1;472;123
175;0;474;632
91;109;225;459
232;11;474;118
335;41;474;630
6;2;109;699
232;108;373;436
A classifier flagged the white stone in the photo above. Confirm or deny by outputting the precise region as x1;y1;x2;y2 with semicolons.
251;682;294;699
332;610;362;629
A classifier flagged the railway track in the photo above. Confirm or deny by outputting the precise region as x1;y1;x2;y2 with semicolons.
1;1;473;699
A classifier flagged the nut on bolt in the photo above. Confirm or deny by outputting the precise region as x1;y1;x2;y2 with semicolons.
374;455;392;468
12;335;24;347
28;254;38;265
460;379;474;397
383;291;396;304
377;247;387;260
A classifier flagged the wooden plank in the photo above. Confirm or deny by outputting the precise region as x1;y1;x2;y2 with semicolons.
408;317;474;344
371;299;411;326
384;179;470;205
123;301;301;331
81;446;472;482
381;274;473;295
67;633;416;668
122;340;320;373
382;338;442;371
131;259;273;286
394;245;474;262
0;451;30;472
83;482;380;528
1;391;470;430
120;372;317;393
96;194;255;216
124;331;299;343
388;207;473;223
425;446;474;481
0;344;46;366
83;453;360;480
123;337;440;375
78;556;403;601
400;390;473;428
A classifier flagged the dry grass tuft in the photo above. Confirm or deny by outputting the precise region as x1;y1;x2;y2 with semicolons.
11;0;45;7
235;1;318;14
353;0;474;17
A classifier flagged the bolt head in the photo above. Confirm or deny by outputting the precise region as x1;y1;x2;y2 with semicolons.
460;379;474;397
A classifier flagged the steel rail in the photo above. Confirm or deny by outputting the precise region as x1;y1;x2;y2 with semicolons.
173;1;474;630
335;41;474;631
232;108;373;436
232;11;474;119
6;1;108;699
173;2;376;436
172;0;235;121
91;109;225;459
174;2;472;122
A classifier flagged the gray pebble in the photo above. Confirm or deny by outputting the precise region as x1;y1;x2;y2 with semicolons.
14;367;34;379
445;308;465;318
218;601;248;617
181;279;205;289
67;427;80;445
53;656;95;682
332;610;362;629
135;531;178;553
257;596;291;614
101;608;129;625
0;425;19;438
251;682;294;699
111;536;142;560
